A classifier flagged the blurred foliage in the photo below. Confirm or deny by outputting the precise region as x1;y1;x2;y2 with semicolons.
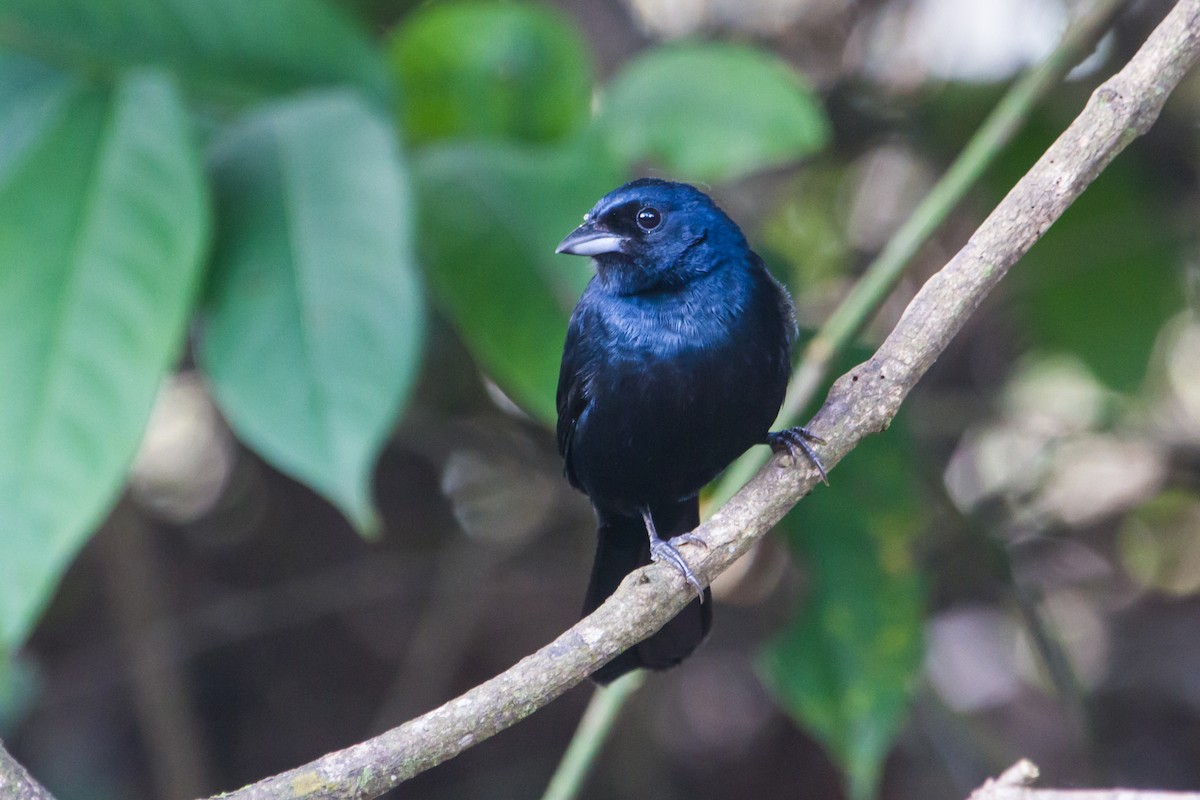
919;86;1185;392
388;1;592;145
597;43;830;181
0;652;37;735
414;136;620;421
762;429;925;800
1;1;1198;800
0;0;389;101
758;165;854;289
1119;490;1200;596
996;127;1183;393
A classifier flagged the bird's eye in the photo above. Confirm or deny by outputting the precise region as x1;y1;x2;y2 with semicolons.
636;206;662;231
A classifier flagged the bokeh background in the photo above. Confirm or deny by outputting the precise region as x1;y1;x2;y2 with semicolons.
2;0;1200;799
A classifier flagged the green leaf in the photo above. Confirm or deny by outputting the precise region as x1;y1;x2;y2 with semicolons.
200;89;423;534
597;43;830;182
0;0;388;102
761;432;924;800
0;68;208;646
388;0;591;145
414;136;622;422
0;51;79;186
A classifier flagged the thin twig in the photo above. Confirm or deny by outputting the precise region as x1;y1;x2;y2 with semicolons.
197;1;1200;797
539;672;644;800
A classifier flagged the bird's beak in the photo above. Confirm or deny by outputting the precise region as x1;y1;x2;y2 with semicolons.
555;222;626;257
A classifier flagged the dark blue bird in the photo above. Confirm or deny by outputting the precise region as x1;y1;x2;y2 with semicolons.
555;178;826;684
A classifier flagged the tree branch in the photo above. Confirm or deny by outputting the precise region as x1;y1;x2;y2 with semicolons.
0;741;55;800
710;0;1129;506
204;1;1200;798
970;761;1199;800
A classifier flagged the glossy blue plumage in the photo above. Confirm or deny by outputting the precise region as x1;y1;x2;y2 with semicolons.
555;179;797;683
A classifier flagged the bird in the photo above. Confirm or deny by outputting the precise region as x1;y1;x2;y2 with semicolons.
555;178;826;684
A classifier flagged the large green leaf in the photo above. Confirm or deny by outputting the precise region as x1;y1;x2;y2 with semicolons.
597;43;830;182
0;0;388;102
388;0;591;145
200;90;423;534
761;432;924;800
414;136;622;422
0;68;208;646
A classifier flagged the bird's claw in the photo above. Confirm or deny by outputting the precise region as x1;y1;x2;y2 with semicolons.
673;532;708;551
648;536;705;601
767;426;829;485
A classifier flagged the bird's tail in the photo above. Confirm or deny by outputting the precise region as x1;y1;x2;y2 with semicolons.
584;498;712;685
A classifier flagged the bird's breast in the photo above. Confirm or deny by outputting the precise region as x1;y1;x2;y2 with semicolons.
594;287;744;360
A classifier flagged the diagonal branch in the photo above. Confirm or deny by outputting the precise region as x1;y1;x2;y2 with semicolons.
0;740;55;800
710;0;1129;506
206;1;1200;797
970;760;1198;800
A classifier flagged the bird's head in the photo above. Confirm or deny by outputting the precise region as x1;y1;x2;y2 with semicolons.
556;179;747;295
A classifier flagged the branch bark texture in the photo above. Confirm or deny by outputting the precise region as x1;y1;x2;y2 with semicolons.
0;741;55;800
211;1;1200;798
971;761;1198;800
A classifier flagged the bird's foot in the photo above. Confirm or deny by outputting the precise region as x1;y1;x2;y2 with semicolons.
648;536;705;600
766;426;829;485
642;510;705;601
672;531;708;551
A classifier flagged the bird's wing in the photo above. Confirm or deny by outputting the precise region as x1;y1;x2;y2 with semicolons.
556;313;591;488
749;250;799;343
